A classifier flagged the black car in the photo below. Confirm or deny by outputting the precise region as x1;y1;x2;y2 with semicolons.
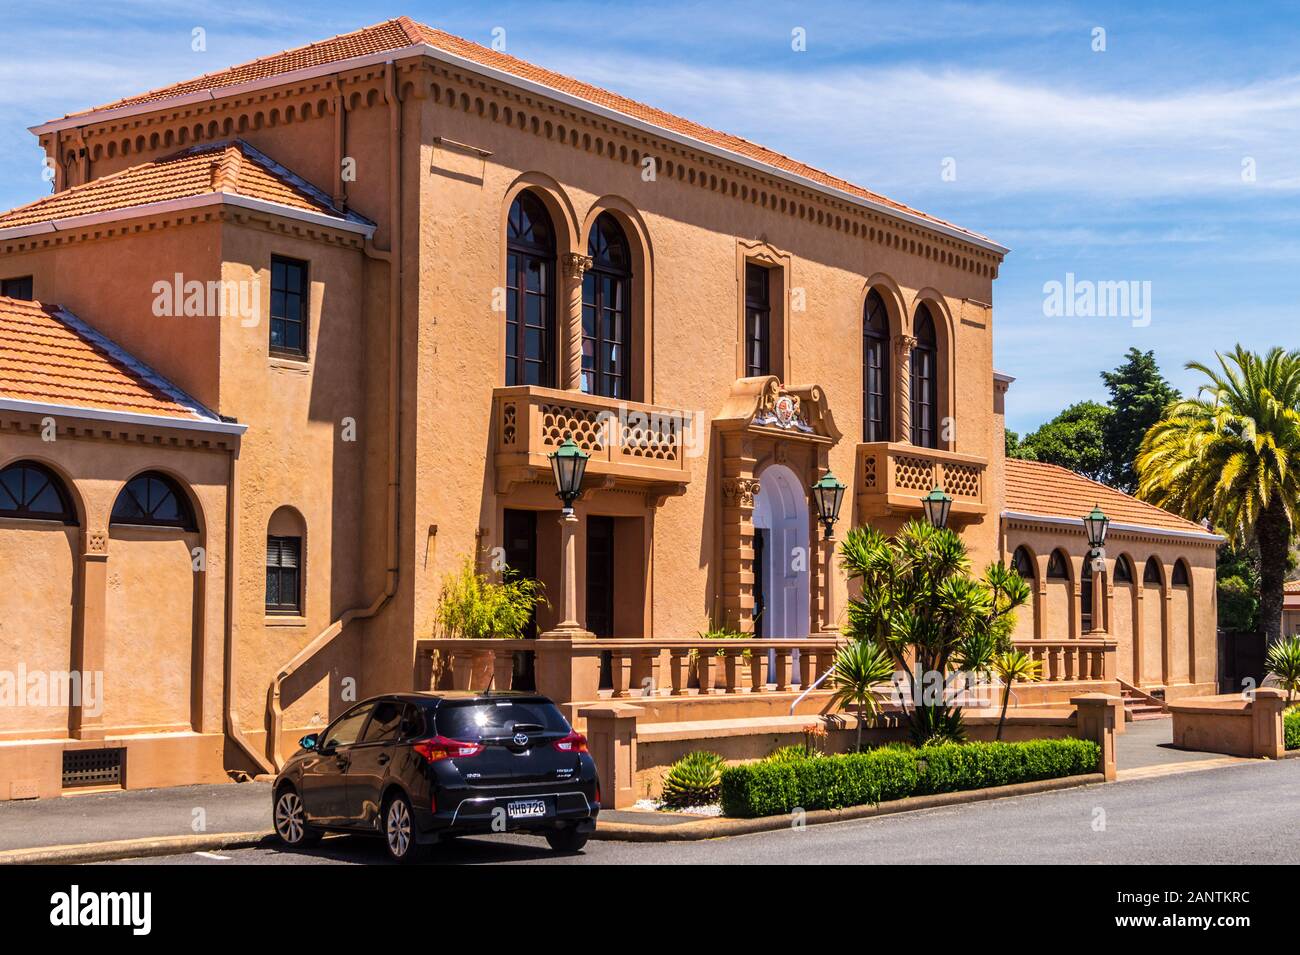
272;691;600;862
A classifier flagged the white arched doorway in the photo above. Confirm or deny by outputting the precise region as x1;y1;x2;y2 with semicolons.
752;463;811;644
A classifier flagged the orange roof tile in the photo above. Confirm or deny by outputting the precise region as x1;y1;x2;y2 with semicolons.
1003;458;1215;537
55;17;991;246
0;141;366;230
0;296;218;423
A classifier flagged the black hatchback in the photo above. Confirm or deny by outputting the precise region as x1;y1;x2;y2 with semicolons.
272;691;600;862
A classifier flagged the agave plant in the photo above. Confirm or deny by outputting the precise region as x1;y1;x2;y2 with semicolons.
990;648;1043;740
1265;635;1300;703
660;750;725;809
828;638;895;751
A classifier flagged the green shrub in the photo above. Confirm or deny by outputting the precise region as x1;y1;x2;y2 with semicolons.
662;751;726;809
434;557;546;639
720;738;1101;818
763;744;823;764
1285;710;1299;750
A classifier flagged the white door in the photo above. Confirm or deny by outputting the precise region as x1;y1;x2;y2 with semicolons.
752;464;811;679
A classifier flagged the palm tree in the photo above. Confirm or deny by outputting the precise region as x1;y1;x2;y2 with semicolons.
1137;347;1300;643
1265;635;1300;703
827;638;895;751
990;649;1043;740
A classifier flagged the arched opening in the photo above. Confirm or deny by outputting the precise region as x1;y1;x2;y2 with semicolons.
1045;548;1071;637
863;290;891;442
910;305;938;448
1172;559;1190;586
1011;545;1037;638
751;463;810;640
1141;557;1165;684
1112;554;1138;681
266;506;306;616
1080;555;1097;632
0;460;77;523
505;190;557;388
110;472;196;531
582;212;632;399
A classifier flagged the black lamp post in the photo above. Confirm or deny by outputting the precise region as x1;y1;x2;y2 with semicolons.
548;438;589;515
810;471;846;540
921;486;953;529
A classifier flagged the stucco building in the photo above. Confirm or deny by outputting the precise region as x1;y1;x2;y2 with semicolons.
0;17;1218;799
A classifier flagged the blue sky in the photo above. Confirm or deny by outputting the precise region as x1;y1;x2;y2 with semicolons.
3;0;1298;434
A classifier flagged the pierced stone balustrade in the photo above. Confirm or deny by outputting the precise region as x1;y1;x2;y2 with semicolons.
856;441;987;521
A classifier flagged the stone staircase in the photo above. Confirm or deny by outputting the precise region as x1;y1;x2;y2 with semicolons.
1120;684;1168;721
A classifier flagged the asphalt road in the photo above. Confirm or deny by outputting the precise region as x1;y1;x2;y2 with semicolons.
109;757;1300;865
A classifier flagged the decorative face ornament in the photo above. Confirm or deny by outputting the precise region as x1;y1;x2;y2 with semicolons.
773;394;798;428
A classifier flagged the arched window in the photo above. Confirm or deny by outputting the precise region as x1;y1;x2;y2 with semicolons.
1143;557;1162;585
0;461;76;523
505;191;556;388
1047;549;1069;579
1081;558;1096;631
582;213;632;399
863;290;891;442
1172;559;1190;586
111;472;196;530
1113;554;1134;583
910;305;938;448
266;506;305;615
1012;545;1035;581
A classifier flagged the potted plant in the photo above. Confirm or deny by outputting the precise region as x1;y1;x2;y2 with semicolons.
696;625;752;692
434;557;547;689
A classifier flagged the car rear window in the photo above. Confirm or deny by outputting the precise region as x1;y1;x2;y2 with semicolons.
435;700;570;740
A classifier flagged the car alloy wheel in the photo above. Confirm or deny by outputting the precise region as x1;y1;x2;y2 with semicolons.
386;796;414;860
275;790;307;845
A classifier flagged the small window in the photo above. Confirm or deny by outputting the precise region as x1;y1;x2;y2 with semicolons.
320;702;375;751
1012;546;1035;581
266;535;302;614
1;276;33;300
1113;555;1134;583
744;262;771;378
1143;557;1162;584
111;472;195;530
0;461;76;523
1172;560;1190;586
360;699;405;744
1046;550;1069;579
269;255;309;357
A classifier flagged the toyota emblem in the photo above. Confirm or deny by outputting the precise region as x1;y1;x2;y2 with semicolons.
513;732;529;747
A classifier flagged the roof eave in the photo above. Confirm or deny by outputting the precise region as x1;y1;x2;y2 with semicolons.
30;42;1008;256
0;397;247;436
1001;509;1224;544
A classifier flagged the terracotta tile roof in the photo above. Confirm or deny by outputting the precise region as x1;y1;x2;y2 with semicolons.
1003;458;1214;537
59;17;990;246
0;296;215;422
1285;580;1300;594
0;140;365;230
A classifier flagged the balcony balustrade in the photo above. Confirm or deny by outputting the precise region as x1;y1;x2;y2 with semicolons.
856;441;987;521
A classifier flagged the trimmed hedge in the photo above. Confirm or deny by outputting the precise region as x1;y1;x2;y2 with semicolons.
720;738;1101;818
1285;710;1299;751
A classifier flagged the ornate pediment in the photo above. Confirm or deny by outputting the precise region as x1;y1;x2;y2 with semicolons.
714;376;842;444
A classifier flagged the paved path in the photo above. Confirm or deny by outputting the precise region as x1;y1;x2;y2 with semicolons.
109;757;1300;865
1114;717;1223;769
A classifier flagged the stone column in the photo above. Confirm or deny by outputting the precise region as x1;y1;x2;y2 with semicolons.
1072;693;1120;781
561;253;593;391
70;528;109;741
1250;688;1287;759
541;510;592;638
720;474;761;632
894;334;916;443
578;703;641;808
821;532;838;633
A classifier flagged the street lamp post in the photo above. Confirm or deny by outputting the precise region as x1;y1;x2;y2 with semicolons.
921;486;953;529
547;438;590;635
1083;504;1109;634
810;471;847;632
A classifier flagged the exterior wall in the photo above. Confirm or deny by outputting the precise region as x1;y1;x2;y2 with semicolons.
1001;518;1217;696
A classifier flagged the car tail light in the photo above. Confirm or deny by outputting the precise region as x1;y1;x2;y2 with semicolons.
413;735;484;763
553;731;588;753
595;782;602;807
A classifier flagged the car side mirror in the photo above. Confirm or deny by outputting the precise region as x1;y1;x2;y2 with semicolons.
299;733;319;751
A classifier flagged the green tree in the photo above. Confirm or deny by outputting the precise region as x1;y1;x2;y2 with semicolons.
827;639;895;751
1215;544;1260;633
1101;347;1180;491
1137;347;1300;642
1009;400;1113;483
990;649;1042;741
839;520;1030;745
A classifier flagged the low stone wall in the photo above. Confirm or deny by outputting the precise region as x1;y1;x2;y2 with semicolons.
1167;688;1288;759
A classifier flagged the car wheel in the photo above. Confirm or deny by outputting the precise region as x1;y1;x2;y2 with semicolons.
273;787;321;847
383;792;424;864
545;827;589;854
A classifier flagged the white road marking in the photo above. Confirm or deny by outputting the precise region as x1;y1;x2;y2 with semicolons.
194;851;231;860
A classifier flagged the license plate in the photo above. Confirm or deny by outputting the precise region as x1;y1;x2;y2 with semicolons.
506;799;547;819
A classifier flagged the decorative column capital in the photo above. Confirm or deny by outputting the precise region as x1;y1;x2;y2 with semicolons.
562;252;594;280
895;334;918;356
722;477;761;508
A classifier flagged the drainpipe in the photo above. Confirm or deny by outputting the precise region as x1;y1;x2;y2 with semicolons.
263;60;405;769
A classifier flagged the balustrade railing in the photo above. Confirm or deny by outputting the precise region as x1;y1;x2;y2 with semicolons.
1014;638;1117;683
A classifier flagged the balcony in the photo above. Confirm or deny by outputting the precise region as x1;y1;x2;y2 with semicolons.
856;442;988;521
493;385;693;498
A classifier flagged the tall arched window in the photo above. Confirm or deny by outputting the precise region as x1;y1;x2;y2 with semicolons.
1081;557;1096;631
0;461;76;523
505;191;557;388
1172;559;1190;586
1012;545;1035;582
910;305;938;448
582;213;632;399
1143;557;1162;585
1113;554;1134;583
863;290;891;442
1047;549;1069;579
111;472;196;530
